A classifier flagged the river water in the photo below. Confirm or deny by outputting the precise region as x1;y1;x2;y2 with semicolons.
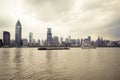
0;48;120;80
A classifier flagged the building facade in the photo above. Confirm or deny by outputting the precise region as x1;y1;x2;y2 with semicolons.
3;31;10;46
22;39;28;46
0;39;3;47
29;32;33;46
53;36;59;46
15;20;22;47
10;39;16;47
47;28;53;46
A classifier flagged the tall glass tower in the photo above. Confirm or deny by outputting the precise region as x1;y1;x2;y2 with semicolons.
15;20;22;47
29;32;33;46
3;31;10;45
47;28;53;46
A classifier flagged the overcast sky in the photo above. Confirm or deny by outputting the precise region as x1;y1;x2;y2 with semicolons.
0;0;120;41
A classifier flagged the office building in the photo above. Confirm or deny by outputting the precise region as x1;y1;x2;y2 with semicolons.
10;39;16;47
0;39;3;47
29;32;33;46
88;36;91;41
36;39;40;46
22;39;28;46
83;36;92;45
53;36;59;46
3;31;10;46
15;20;22;47
47;28;53;46
60;37;63;45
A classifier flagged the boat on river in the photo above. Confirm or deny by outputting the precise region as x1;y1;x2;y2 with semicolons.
38;47;70;50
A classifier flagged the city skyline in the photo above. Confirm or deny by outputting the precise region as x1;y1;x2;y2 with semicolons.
0;0;120;40
1;23;120;47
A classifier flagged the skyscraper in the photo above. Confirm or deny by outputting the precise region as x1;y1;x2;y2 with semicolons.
60;37;63;45
37;39;40;46
53;36;59;46
47;28;53;46
29;32;33;46
88;36;91;41
15;20;22;47
3;31;10;45
0;39;2;47
22;39;28;46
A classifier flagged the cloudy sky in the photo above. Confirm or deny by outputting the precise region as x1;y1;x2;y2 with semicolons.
0;0;120;41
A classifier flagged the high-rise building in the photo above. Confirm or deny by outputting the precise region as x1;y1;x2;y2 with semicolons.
41;40;45;46
10;39;16;47
3;31;10;45
0;39;3;47
88;36;91;41
29;32;33;46
60;37;63;42
68;36;71;43
15;20;22;47
36;39;40;46
53;36;59;46
83;36;92;45
22;39;28;46
60;37;63;45
47;28;53;46
32;39;36;46
77;38;81;46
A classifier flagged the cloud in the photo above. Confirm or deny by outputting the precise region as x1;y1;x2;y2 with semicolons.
0;0;120;40
82;0;120;11
106;17;120;39
67;0;120;39
0;16;14;28
23;0;74;22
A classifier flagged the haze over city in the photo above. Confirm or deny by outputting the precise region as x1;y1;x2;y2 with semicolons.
0;0;120;40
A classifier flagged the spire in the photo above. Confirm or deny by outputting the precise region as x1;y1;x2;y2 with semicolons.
16;20;22;27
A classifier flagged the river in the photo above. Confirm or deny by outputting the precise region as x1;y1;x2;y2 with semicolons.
0;48;120;80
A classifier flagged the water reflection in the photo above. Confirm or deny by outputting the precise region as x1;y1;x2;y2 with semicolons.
0;48;120;80
45;50;70;80
28;48;34;64
46;50;53;73
13;48;23;79
2;48;10;63
0;48;10;80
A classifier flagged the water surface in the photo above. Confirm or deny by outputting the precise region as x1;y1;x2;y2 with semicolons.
0;48;120;80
